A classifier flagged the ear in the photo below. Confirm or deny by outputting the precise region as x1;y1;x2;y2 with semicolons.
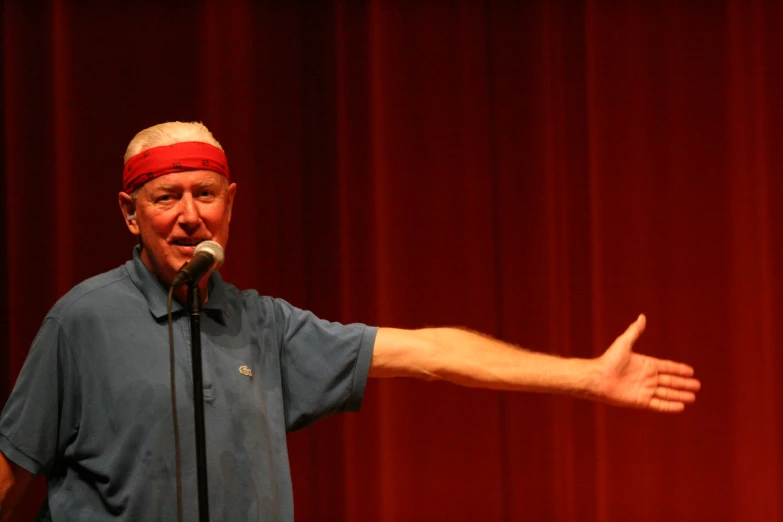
118;191;140;236
226;182;237;223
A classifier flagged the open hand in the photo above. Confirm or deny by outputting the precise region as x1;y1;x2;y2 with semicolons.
594;314;701;412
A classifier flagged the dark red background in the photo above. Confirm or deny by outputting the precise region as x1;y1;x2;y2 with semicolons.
2;1;781;520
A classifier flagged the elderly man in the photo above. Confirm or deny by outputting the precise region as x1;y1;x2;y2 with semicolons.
0;122;700;521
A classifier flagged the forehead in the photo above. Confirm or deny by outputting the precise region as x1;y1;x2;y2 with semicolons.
139;170;227;193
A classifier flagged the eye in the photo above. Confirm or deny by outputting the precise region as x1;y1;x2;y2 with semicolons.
155;193;179;204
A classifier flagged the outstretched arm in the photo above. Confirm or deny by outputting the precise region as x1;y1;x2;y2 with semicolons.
369;314;700;412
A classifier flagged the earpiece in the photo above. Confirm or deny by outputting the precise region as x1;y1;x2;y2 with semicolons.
127;213;136;221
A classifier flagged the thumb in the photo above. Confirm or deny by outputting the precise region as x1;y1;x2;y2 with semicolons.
621;313;646;347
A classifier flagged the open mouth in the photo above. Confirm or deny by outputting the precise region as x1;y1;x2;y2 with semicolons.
172;238;205;247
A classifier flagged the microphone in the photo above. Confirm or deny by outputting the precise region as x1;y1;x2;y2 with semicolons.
170;241;225;288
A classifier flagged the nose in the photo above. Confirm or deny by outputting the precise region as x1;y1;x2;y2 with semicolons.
177;193;201;230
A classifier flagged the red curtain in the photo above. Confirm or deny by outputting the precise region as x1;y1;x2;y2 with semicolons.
2;1;781;520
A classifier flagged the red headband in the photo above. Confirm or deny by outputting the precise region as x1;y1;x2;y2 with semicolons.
123;141;230;193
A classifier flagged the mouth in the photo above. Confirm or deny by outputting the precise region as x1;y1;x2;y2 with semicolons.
171;239;209;255
172;238;206;247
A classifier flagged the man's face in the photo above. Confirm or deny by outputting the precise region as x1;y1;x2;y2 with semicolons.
120;170;237;286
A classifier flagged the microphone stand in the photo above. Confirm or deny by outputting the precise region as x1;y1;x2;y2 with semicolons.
188;283;210;522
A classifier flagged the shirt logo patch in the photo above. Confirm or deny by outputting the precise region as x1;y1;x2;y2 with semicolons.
239;365;253;377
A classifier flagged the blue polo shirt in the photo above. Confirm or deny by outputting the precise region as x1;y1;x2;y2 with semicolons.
0;247;376;521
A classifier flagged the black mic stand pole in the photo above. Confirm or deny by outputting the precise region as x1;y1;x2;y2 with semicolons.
188;283;210;522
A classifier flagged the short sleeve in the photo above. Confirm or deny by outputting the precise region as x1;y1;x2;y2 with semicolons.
272;299;376;432
0;318;81;476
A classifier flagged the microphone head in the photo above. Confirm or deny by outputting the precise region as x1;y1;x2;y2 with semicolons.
194;240;225;269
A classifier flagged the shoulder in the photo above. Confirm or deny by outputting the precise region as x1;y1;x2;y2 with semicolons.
219;284;319;330
46;263;139;326
219;281;287;315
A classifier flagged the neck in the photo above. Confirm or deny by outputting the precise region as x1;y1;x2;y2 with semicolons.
138;248;210;307
172;279;209;308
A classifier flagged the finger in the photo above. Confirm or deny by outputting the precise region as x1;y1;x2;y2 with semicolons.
649;398;686;413
654;358;695;377
658;374;701;391
619;314;646;345
654;387;697;404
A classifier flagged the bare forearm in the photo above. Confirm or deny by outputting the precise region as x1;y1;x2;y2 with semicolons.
371;316;701;413
371;327;600;398
0;452;32;522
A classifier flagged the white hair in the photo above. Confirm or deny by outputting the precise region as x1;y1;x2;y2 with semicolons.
123;121;223;164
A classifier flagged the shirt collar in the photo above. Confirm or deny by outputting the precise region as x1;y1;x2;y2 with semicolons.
125;245;229;322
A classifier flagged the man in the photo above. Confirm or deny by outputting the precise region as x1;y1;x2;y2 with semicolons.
0;122;700;521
